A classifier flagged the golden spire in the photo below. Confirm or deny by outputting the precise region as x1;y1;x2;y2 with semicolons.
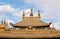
4;18;6;25
30;9;33;16
38;10;40;18
3;18;7;26
23;10;25;17
1;18;4;24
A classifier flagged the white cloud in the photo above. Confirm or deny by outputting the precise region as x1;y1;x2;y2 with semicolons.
0;5;22;21
14;8;31;17
0;5;17;14
53;22;60;31
24;0;42;8
7;19;15;23
6;19;15;28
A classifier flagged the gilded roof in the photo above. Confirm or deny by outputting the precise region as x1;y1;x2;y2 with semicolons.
10;21;50;26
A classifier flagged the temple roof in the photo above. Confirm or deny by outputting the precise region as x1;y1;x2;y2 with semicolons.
10;21;51;27
0;24;6;29
0;24;9;29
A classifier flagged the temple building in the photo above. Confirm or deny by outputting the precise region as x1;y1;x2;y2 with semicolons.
0;9;60;38
0;19;9;31
10;9;52;30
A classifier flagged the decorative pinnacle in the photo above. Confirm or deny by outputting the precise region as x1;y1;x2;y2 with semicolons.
23;10;25;17
38;10;40;18
30;9;33;16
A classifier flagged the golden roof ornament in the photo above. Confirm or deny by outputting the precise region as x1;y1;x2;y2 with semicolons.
30;9;33;16
23;10;25;17
38;10;40;18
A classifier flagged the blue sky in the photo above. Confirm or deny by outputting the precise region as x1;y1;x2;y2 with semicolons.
0;0;60;30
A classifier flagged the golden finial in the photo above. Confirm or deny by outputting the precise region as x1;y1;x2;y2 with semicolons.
23;10;25;17
38;10;40;18
1;18;4;24
30;9;33;16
